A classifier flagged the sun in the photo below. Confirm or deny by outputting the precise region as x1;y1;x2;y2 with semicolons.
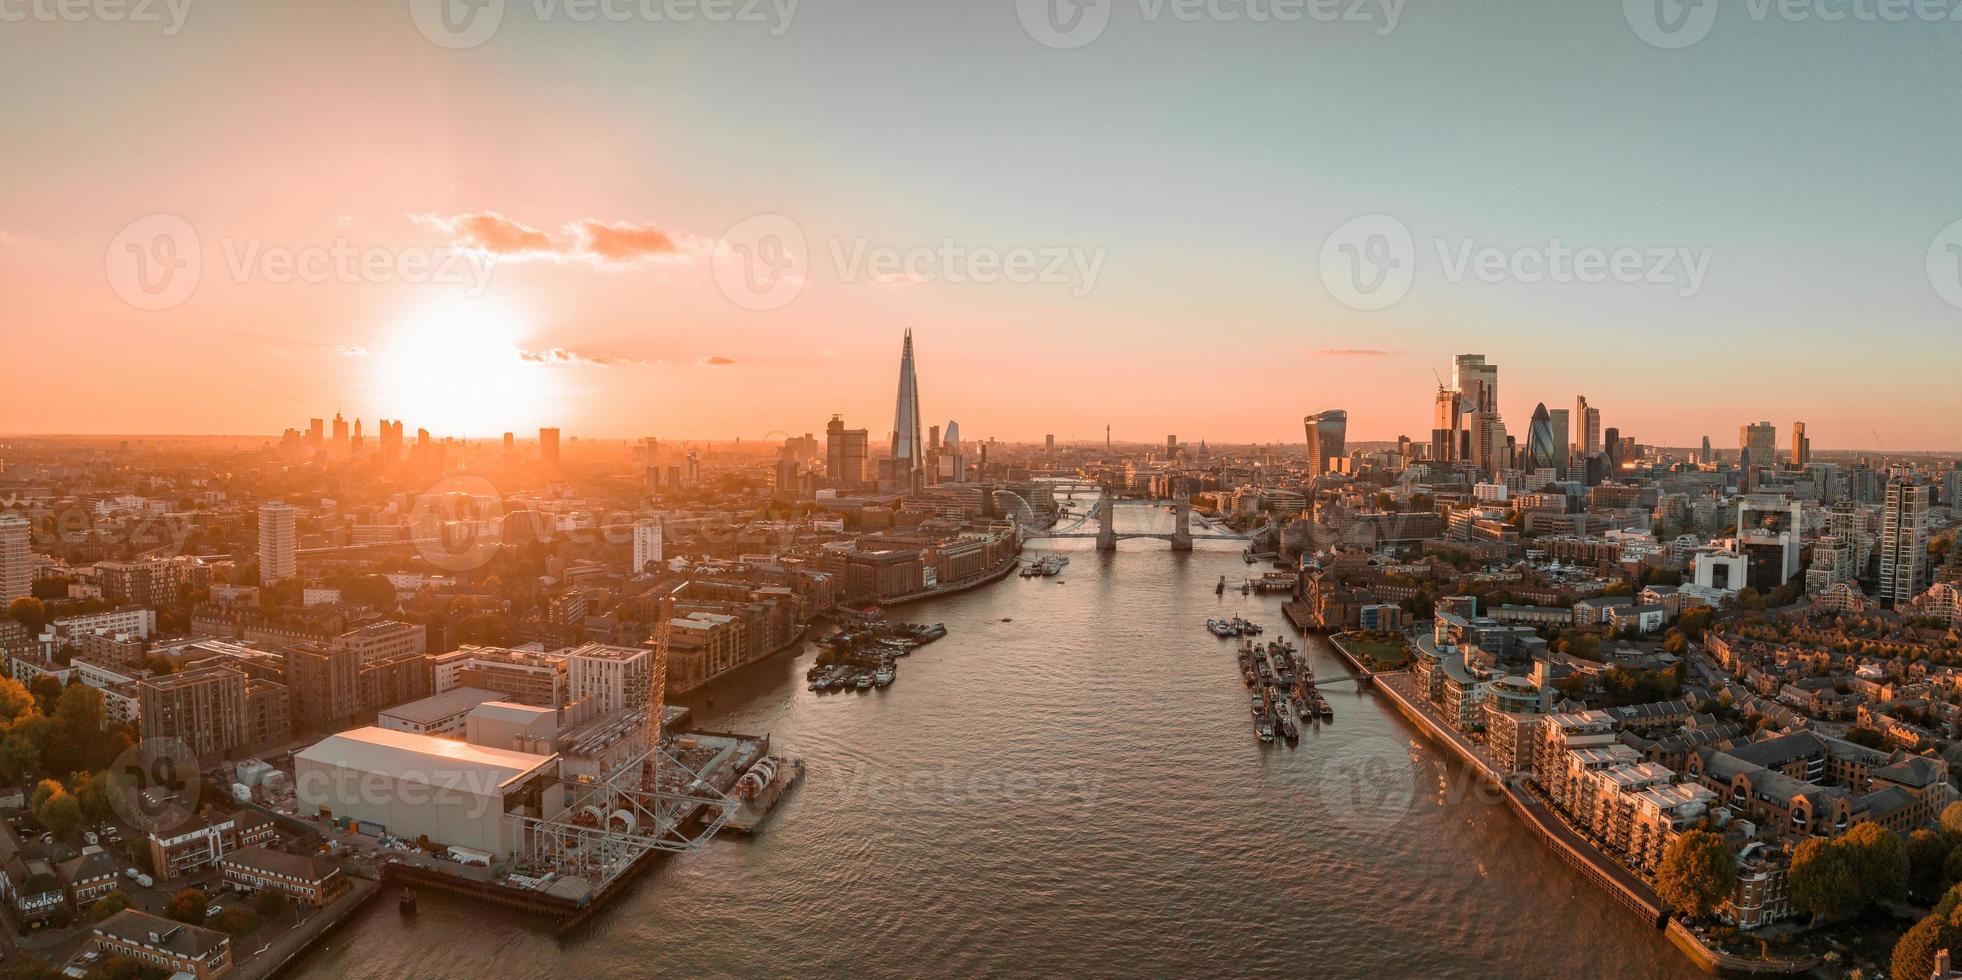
376;297;552;437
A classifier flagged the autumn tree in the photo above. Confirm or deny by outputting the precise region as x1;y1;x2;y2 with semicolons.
164;887;208;926
1789;836;1863;920
1655;830;1737;919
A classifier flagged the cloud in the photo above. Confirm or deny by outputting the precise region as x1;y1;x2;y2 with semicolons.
415;211;555;257
334;345;368;357
1314;348;1399;357
519;347;659;368
697;355;736;367
415;211;688;265
572;220;679;262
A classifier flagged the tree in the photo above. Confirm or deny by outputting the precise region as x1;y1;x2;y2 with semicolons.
164;887;208;926
87;891;132;923
1909;828;1953;904
340;574;399;609
30;777;61;811
1655;830;1737;919
1841;821;1910;906
1941;800;1962;841
253;889;288;918
1843;727;1888;750
1789;836;1863;920
5;597;48;635
1893;908;1962;980
35;787;81;840
210;906;260;937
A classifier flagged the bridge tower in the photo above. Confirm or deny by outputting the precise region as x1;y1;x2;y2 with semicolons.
1096;492;1117;551
1171;501;1193;551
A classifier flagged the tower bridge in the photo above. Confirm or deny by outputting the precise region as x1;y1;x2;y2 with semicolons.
1023;494;1253;552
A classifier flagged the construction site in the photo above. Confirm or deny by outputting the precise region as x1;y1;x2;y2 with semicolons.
287;592;804;929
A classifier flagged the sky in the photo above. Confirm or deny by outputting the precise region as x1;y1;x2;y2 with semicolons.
2;0;1960;450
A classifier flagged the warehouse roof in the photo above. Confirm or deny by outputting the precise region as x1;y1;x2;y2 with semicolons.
377;687;509;726
296;726;556;793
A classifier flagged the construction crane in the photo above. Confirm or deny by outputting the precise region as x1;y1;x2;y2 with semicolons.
648;593;673;739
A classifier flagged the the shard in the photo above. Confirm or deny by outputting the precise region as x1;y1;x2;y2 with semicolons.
891;329;923;479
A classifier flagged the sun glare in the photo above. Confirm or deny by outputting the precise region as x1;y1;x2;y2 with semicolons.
377;298;548;437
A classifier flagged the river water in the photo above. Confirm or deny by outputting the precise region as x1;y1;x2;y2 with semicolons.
294;503;1697;979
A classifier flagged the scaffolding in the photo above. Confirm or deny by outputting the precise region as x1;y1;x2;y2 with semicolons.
510;589;738;892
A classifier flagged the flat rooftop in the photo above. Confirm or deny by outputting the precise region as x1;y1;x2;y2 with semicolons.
297;726;556;793
379;687;509;726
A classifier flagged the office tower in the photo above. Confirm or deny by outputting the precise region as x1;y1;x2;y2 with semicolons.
826;415;869;489
1740;421;1776;464
379;419;404;465
1879;480;1930;605
331;412;349;458
0;514;28;603
632;518;663;573
504;432;515;455
1791;421;1810;468
307;418;324;452
1603;427;1622;471
1543;408;1569;476
1452;354;1498;413
1045;434;1055;452
1431;386;1462;463
1735;495;1804;588
258;501;297;585
1167;434;1178;457
1468;411;1505;477
1701;435;1712;465
539;427;561;465
1303;410;1348;476
1575;395;1601;457
1525;404;1557;473
939;420;966;482
890;329;924;484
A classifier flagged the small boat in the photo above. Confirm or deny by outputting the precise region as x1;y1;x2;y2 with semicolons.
921;623;947;640
399;889;417;914
1216;575;1226;596
855;674;873;691
1256;719;1275;742
874;667;894;687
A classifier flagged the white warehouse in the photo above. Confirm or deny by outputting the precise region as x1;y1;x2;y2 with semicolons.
294;726;564;859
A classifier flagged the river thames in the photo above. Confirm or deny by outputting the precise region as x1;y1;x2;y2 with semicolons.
294;503;1697;979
